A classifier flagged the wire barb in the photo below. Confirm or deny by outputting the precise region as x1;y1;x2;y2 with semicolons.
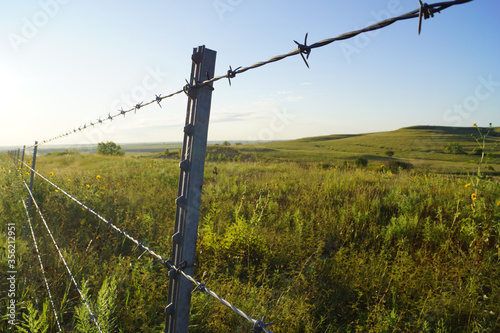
155;94;163;108
251;316;275;333
227;66;241;86
418;0;435;35
135;102;143;114
183;79;196;98
191;281;208;294
195;72;215;91
134;242;145;252
294;33;311;68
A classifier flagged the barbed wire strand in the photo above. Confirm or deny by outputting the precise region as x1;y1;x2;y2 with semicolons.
200;0;472;85
24;0;472;150
25;88;184;149
19;160;164;261
21;199;63;332
21;179;103;333
18;159;274;332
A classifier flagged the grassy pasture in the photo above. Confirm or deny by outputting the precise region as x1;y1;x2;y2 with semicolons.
1;126;499;332
239;126;500;174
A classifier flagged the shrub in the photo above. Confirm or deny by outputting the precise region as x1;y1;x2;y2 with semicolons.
387;160;413;172
354;156;368;167
384;150;395;157
443;142;465;154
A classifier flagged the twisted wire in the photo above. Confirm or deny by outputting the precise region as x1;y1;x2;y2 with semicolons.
197;0;472;85
21;199;63;332
19;159;273;331
194;280;274;333
22;179;103;333
26;88;184;149
24;0;472;150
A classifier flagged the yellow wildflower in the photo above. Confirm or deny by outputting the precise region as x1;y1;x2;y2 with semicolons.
465;183;471;188
497;201;500;206
96;175;101;179
473;123;477;127
86;184;90;188
470;204;475;210
67;179;71;182
50;172;54;176
471;193;477;200
55;189;59;192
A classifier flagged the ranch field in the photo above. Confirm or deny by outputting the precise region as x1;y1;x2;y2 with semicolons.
1;126;499;332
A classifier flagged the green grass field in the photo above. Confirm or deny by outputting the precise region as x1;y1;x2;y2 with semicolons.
238;126;500;174
1;126;499;332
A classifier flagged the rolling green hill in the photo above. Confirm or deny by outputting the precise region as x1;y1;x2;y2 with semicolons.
237;125;500;174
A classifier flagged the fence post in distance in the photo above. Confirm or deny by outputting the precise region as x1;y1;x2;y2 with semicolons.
26;142;38;215
21;145;26;169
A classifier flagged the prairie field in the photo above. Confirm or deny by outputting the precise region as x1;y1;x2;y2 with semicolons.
1;126;500;332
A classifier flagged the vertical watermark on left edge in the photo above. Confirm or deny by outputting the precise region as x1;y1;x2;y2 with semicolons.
6;222;17;326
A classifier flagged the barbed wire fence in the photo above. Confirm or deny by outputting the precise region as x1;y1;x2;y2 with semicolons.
22;177;103;332
21;199;63;332
4;1;473;331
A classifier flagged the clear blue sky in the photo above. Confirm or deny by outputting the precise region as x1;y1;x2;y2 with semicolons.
1;0;499;148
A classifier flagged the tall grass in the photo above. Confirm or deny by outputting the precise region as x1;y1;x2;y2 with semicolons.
1;152;499;332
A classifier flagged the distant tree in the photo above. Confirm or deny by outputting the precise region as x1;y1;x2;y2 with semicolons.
222;141;231;146
97;141;124;156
